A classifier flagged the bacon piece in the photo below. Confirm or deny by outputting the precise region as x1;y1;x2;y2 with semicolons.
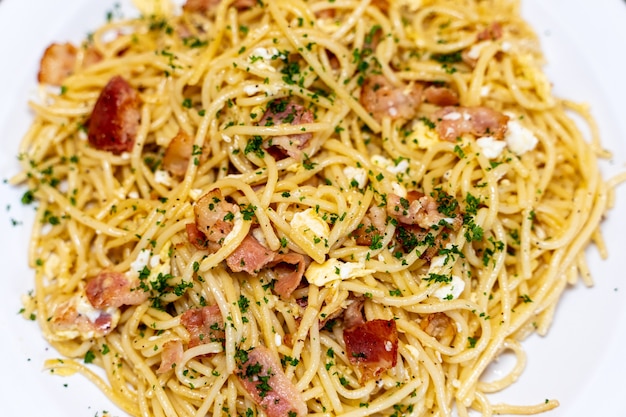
226;234;276;274
87;76;141;154
423;85;459;107
352;206;386;246
236;346;307;417
194;189;238;243
433;106;509;142
387;191;457;229
259;99;314;160
163;129;194;176
50;297;115;339
183;0;255;14
420;312;455;342
180;305;225;348
269;252;308;298
85;270;148;309
343;297;366;329
360;75;423;122
38;43;77;86
157;340;184;374
186;223;209;250
343;319;398;382
477;22;503;41
83;44;103;68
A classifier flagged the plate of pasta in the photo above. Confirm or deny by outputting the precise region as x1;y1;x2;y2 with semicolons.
1;0;625;416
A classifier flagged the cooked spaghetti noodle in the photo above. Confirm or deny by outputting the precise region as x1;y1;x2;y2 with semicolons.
12;0;616;416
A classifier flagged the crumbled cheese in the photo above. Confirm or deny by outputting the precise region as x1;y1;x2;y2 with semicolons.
274;333;282;347
505;119;538;155
433;275;466;300
154;169;172;186
480;85;491;97
500;41;512;52
128;191;139;199
384;340;393;352
371;155;409;175
291;208;329;241
391;181;407;198
305;258;374;287
75;295;105;323
130;249;151;275
221;133;232;143
343;166;368;189
476;136;506;159
243;84;261;96
248;47;282;73
189;188;204;200
149;254;162;269
466;41;490;60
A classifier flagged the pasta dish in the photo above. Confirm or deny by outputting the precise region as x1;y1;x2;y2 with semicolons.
11;0;620;416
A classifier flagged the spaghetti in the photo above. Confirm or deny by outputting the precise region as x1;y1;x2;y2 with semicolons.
12;0;616;416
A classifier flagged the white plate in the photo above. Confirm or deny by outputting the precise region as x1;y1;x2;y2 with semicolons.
0;0;625;416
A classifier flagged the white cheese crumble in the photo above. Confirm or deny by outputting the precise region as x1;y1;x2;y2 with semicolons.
391;181;407;198
189;188;204;200
243;84;261;96
274;333;282;347
154;169;172;186
130;249;152;275
476;136;506;159
371;155;409;175
505;119;538;155
343;166;368;189
433;275;466;301
305;258;374;287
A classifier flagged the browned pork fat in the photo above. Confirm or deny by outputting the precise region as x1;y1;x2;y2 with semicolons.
85;270;148;309
360;75;423;122
180;305;225;348
432;106;509;142
87;76;141;154
343;319;399;382
236;346;307;417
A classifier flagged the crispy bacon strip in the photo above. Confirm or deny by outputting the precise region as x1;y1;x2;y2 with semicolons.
420;312;455;342
85;270;148;309
226;234;276;274
423;85;459;107
50;297;115;339
387;191;459;230
38;42;102;86
194;189;238;243
269;252;308;298
157;340;184;374
343;297;366;329
259;99;314;160
38;43;77;86
87;76;141;154
352;205;386;246
343;319;398;382
433;106;509;142
163;129;194;176
236;346;307;417
477;22;503;41
180;305;225;348
360;75;423;122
